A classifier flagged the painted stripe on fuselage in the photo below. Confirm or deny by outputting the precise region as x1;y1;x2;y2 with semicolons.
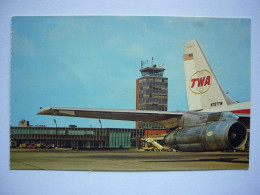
231;109;250;114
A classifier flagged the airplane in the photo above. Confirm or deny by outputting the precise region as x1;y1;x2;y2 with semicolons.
183;40;250;116
38;40;250;152
183;40;250;130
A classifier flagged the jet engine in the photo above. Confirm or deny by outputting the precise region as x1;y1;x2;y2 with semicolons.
164;120;247;152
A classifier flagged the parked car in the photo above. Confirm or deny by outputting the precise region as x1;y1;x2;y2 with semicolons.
26;144;36;149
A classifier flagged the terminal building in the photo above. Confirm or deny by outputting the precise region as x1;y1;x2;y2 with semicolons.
136;60;168;129
10;122;170;150
10;122;144;149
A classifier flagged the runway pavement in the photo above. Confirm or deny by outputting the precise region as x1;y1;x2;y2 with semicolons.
10;149;249;171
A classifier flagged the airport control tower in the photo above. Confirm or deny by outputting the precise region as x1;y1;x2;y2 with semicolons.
136;59;168;129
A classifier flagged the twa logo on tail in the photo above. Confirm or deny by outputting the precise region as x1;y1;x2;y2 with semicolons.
190;70;211;94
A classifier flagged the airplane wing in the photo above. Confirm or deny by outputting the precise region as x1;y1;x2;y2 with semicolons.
38;107;184;125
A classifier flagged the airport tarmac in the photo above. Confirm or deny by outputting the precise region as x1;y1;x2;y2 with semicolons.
10;149;249;171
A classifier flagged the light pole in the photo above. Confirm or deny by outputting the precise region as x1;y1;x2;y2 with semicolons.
98;119;102;129
98;119;103;148
54;119;57;147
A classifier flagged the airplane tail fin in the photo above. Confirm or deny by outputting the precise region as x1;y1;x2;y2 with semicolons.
183;40;236;111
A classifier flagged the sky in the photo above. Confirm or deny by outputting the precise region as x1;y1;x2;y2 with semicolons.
11;16;251;128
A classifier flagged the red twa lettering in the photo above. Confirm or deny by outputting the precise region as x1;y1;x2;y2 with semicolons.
198;77;206;87
191;76;211;88
191;78;198;88
204;76;210;86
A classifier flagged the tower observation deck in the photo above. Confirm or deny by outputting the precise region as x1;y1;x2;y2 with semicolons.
136;60;168;129
140;65;165;77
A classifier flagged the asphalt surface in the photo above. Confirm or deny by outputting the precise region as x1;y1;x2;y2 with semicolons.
10;149;249;171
